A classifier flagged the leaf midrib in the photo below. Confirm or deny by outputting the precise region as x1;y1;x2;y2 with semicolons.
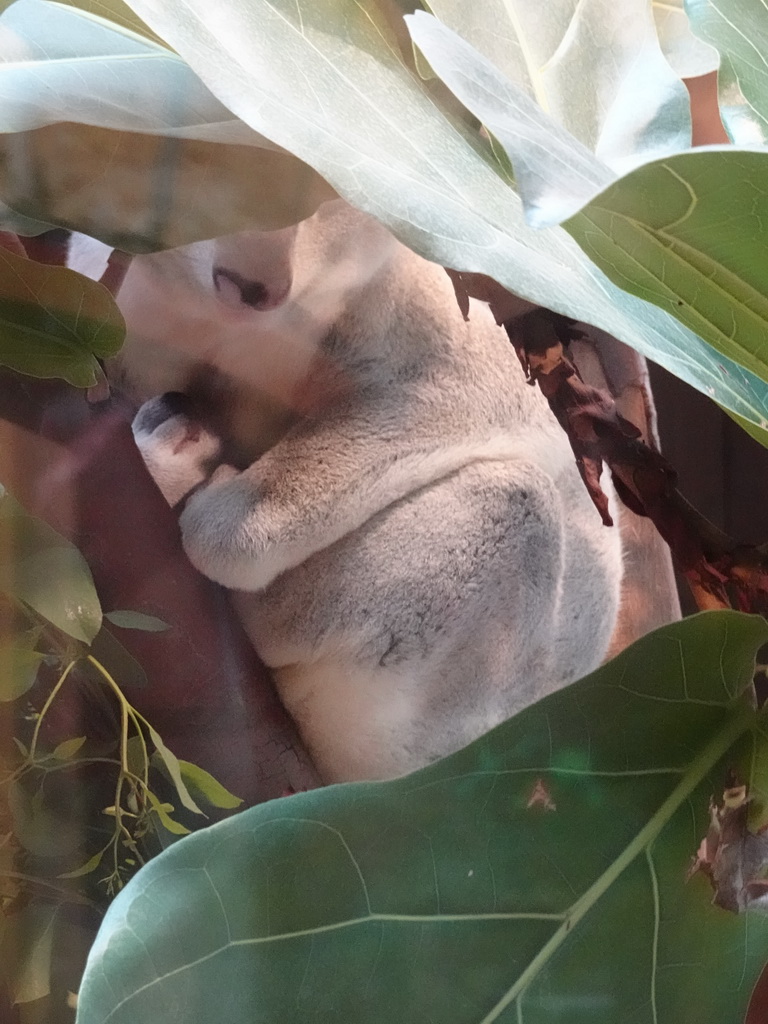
477;699;754;1022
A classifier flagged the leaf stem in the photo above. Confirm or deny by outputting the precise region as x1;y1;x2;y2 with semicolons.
27;658;78;763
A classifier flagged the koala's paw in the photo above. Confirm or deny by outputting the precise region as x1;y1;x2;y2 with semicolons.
132;393;222;508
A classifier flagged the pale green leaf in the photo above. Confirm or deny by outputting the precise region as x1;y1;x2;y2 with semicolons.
144;789;190;836
75;612;768;1024
565;148;768;397
0;644;44;701
685;0;768;145
105;610;169;632
147;725;203;816
8;781;82;857
59;847;106;879
0;490;102;643
406;14;768;433
51;735;86;760
0;245;124;386
177;760;243;810
424;0;692;168
87;626;149;689
0;0;335;248
408;11;614;226
7;902;59;1005
55;0;167;44
654;0;719;79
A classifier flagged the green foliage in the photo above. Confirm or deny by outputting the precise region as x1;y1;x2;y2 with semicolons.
0;491;241;1010
0;0;335;249
0;487;102;642
0;248;123;387
104;611;169;632
75;612;768;1024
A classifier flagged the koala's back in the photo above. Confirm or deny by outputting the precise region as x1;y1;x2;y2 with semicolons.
235;436;619;782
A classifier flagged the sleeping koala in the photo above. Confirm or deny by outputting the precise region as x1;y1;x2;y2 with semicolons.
70;200;622;782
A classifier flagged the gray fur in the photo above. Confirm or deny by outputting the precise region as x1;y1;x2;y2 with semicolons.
71;200;622;782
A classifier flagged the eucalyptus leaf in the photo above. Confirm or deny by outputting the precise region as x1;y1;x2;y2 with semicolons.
565;148;768;392
177;760;243;810
0;643;44;701
76;611;768;1024
0;490;102;643
0;0;335;248
105;610;169;632
59;847;107;880
654;0;719;79
686;0;768;145
144;790;190;836
6;901;59;1005
147;725;204;816
52;735;86;760
408;11;615;226
54;0;167;44
8;781;82;857
87;627;149;689
423;0;692;168
118;0;768;439
0;245;124;385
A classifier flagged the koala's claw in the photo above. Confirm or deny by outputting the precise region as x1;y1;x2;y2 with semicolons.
132;394;222;508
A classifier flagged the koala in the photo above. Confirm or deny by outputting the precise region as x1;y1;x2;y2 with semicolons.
69;200;622;782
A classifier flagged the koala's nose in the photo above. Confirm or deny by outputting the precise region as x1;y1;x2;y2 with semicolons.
212;266;290;311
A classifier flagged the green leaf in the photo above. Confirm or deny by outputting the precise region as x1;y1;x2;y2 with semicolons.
105;610;169;632
0;245;124;386
59;847;106;879
8;781;82;858
0;644;44;701
565;149;768;396
51;736;86;760
423;0;692;167
0;0;335;249
144;789;190;836
147;725;204;816
6;902;59;1005
75;611;768;1024
685;0;768;145
654;0;719;79
177;760;243;810
118;0;768;441
55;0;168;44
0;490;102;643
408;11;615;227
87;626;149;689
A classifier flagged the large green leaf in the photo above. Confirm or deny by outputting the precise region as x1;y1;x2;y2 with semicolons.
686;0;768;145
566;149;768;391
109;0;768;440
76;612;768;1024
0;488;102;643
407;11;768;441
0;0;335;248
424;0;692;168
0;244;124;385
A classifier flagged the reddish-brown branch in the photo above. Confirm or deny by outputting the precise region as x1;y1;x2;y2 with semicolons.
505;308;768;614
